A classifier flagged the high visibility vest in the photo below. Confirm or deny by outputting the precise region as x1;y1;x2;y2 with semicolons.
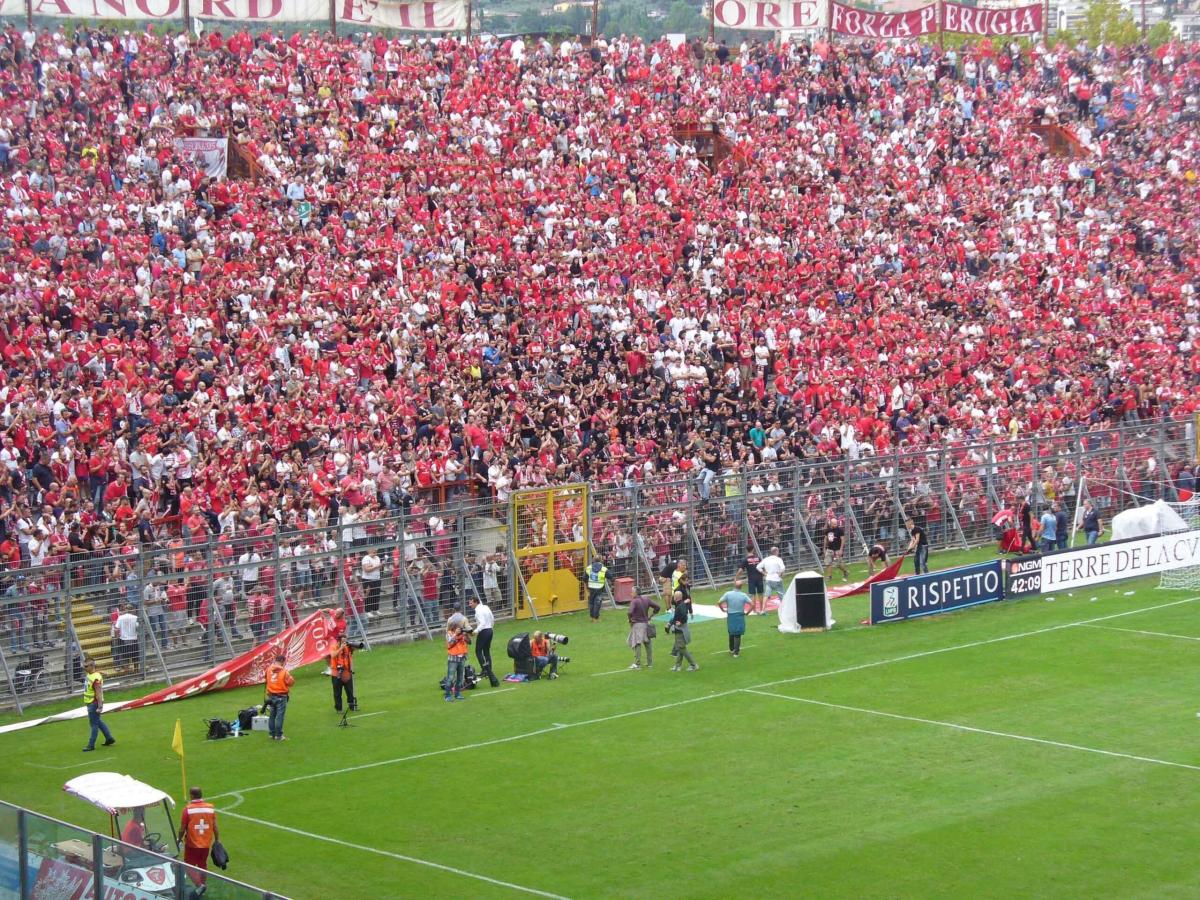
84;671;102;704
183;801;217;850
587;566;607;590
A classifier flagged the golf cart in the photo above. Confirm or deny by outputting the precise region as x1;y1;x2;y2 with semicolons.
62;772;180;895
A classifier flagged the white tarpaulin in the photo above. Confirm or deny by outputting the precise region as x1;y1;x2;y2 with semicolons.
1110;500;1190;542
174;137;228;180
778;570;832;633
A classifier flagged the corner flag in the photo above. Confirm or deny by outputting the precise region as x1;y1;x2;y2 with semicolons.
172;719;188;804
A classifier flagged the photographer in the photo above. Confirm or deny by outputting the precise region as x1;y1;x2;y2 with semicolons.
329;633;364;714
530;631;560;680
444;612;470;702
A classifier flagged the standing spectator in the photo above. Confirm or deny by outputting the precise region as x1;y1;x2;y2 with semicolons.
264;652;294;741
718;578;753;658
1078;499;1102;546
360;548;382;616
112;603;140;674
80;657;115;752
756;547;786;614
1053;501;1069;551
469;595;500;687
180;786;219;888
239;546;262;600
905;518;929;575
1038;506;1057;553
142;578;167;652
482;551;503;610
626;593;661;670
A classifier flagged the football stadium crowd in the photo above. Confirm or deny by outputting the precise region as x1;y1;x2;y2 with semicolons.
0;23;1196;646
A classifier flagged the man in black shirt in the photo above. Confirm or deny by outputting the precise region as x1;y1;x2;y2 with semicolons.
822;511;850;582
905;517;929;574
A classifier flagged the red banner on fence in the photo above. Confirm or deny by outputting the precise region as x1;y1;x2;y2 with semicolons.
828;1;939;38
122;609;342;711
942;1;1044;35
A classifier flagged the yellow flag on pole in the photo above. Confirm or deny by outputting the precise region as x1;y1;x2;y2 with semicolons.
172;718;187;804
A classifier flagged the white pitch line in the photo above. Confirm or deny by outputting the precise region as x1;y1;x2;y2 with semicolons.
223;809;571;900
711;644;757;655
743;689;1200;774
348;711;387;719
590;667;637;676
474;688;517;697
1081;624;1200;643
24;760;97;771
754;596;1200;691
213;690;738;800
214;596;1198;802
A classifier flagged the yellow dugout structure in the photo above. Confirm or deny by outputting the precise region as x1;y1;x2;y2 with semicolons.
509;483;590;619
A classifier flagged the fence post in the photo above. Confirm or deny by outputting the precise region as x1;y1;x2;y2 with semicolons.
0;632;22;715
90;833;104;900
329;0;337;35
891;449;903;552
17;808;28;899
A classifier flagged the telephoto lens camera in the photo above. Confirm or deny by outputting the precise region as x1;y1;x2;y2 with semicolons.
544;633;569;645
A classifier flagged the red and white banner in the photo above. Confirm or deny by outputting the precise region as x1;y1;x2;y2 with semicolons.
828;555;906;599
942;1;1044;35
122;609;342;711
829;1;938;38
174;137;228;180
712;0;824;31
3;0;467;29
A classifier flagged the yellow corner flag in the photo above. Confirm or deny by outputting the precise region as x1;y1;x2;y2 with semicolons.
172;719;188;805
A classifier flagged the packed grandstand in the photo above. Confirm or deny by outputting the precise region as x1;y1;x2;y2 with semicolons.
0;21;1197;686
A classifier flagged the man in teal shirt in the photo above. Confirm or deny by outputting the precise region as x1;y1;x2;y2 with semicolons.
718;577;753;657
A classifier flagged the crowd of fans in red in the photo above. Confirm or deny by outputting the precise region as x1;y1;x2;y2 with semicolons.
0;23;1196;655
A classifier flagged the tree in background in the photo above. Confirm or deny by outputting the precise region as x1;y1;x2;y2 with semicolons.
1069;0;1141;46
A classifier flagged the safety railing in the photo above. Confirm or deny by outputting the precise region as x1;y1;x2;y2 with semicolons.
0;799;285;899
0;417;1191;711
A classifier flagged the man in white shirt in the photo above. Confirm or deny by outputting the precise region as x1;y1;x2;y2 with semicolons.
239;549;262;599
112;603;141;673
469;595;500;687
756;547;787;613
360;549;382;615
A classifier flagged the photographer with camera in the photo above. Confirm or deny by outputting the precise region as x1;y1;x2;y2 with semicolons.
444;612;471;702
329;633;365;714
529;631;560;679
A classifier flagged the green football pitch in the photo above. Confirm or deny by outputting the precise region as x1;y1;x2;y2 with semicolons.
3;547;1200;899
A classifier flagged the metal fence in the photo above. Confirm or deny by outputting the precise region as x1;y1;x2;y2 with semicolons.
0;800;284;899
0;418;1192;711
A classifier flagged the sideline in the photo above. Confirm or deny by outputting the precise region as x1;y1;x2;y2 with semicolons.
1081;624;1200;643
222;809;571;899
753;596;1200;690
743;689;1200;774
214;595;1197;801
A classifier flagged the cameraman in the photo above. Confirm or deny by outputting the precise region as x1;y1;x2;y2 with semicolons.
530;631;560;680
444;612;470;702
329;633;364;714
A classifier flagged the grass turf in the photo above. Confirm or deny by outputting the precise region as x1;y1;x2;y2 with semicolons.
2;546;1198;899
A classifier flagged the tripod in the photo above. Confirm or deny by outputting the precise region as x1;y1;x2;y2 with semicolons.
338;708;353;728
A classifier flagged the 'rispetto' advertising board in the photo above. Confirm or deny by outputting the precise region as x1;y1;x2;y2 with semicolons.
1007;531;1200;596
870;561;1005;624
